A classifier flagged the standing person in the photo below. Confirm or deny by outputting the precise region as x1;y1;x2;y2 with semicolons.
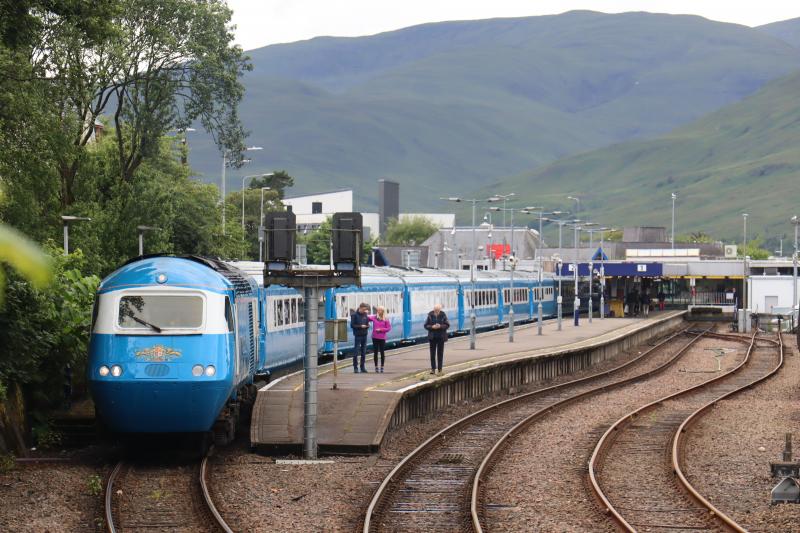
350;303;370;373
657;289;666;311
369;306;392;373
424;303;450;375
641;290;651;317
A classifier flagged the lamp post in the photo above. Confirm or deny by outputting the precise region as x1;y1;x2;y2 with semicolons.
671;192;677;251
494;193;515;227
599;228;614;319
556;257;563;331
743;213;749;321
791;215;799;331
221;145;262;235
136;225;161;256
242;173;274;232
490;205;518;342
258;186;272;262
443;196;499;349
581;222;597;323
572;221;581;326
60;215;91;256
567;195;580;217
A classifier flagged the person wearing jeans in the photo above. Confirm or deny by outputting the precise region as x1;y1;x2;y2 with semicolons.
368;306;392;373
424;303;450;375
350;303;370;372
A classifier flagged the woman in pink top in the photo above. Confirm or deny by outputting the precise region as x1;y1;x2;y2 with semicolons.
368;306;392;373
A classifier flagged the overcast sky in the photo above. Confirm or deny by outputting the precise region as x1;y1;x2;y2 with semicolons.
227;1;800;50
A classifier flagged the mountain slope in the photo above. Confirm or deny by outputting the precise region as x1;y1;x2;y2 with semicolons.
187;11;800;209
758;17;800;49
476;71;800;242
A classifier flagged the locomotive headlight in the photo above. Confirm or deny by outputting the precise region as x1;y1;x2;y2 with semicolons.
192;364;204;377
98;365;110;377
110;365;123;377
204;365;216;377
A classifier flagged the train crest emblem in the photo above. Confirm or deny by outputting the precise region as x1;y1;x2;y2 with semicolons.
135;344;181;362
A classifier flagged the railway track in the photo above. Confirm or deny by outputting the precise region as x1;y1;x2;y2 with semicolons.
363;323;711;532
588;331;784;532
105;448;233;533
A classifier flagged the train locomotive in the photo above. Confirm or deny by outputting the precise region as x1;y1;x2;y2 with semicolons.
88;255;559;442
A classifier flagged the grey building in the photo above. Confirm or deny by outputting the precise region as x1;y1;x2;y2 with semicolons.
422;227;541;269
378;179;399;237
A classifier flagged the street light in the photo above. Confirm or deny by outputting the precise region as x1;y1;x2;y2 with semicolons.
556;256;563;331
136;225;161;256
221;145;262;235
242;173;274;231
494;193;515;226
671;192;677;251
490;204;519;342
60;215;91;256
580;222;598;323
743;213;749;327
442;196;496;349
571;218;581;326
258;186;272;262
567;195;580;216
791;215;799;331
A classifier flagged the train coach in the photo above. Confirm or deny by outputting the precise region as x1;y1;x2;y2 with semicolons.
89;255;557;441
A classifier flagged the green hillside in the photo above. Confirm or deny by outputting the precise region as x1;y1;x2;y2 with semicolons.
758;17;800;48
186;11;800;210
474;71;800;244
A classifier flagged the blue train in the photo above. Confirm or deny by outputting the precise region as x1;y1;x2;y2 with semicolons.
88;255;557;443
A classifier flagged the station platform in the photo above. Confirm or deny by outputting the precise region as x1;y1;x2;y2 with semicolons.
251;311;685;453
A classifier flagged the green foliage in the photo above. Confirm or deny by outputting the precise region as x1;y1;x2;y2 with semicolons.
224;187;282;261
384;216;438;246
743;238;771;260
299;217;377;265
32;422;62;449
0;452;14;473
676;231;716;244
0;246;98;411
301;217;333;265
87;474;102;496
248;170;294;198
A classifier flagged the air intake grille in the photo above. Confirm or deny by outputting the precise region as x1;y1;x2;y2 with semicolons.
144;364;170;377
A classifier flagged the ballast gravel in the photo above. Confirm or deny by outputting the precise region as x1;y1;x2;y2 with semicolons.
482;334;746;532
682;335;800;530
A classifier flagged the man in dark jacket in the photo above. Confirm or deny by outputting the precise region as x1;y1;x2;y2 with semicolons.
424;304;450;375
351;303;370;372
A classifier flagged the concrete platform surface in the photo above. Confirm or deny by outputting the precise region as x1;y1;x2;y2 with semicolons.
251;311;684;451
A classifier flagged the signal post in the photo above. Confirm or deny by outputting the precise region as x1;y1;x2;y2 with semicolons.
263;211;363;459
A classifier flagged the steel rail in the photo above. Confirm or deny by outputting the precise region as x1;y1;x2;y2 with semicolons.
469;325;711;532
201;447;235;533
587;330;762;532
104;448;233;533
363;323;698;532
105;461;124;533
671;333;784;533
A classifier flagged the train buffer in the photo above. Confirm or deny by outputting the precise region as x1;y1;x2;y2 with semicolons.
250;311;686;454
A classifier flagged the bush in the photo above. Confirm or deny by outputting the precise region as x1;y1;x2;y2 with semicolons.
0;246;99;411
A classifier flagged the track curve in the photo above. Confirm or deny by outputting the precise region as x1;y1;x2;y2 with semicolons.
363;324;706;532
588;331;783;532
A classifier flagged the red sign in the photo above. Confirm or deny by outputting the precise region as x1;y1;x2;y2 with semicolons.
487;244;510;259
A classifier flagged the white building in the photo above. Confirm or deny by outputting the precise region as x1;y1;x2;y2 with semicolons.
282;189;453;241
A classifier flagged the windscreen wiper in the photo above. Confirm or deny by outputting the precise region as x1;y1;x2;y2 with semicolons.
129;315;162;333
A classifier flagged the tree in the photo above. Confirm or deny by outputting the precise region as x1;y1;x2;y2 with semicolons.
24;0;251;206
742;237;770;260
248;170;294;198
384;216;438;246
224;187;282;260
